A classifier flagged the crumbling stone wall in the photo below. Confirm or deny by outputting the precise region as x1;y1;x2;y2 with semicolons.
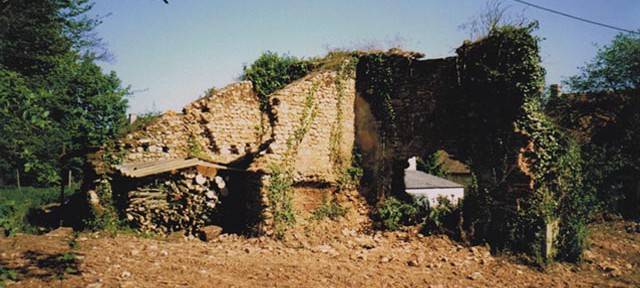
250;71;356;182
117;71;355;183
120;81;263;164
355;54;461;200
100;70;356;235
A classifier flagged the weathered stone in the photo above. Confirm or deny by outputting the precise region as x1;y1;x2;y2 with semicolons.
201;225;223;242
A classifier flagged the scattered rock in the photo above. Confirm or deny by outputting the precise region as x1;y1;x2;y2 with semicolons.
407;254;422;267
201;225;223;242
120;271;132;279
467;272;483;280
379;256;392;263
45;227;73;237
313;244;339;256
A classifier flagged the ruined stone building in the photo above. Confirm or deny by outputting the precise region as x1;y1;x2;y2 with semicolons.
88;29;581;260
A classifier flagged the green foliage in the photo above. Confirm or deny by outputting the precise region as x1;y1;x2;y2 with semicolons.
0;0;129;187
329;56;358;173
337;166;364;191
516;98;590;262
83;176;119;232
357;53;404;199
186;134;213;162
549;31;640;218
453;24;590;262
419;196;462;236
416;152;448;178
311;195;348;221
0;186;75;235
266;164;296;239
565;32;640;92
377;197;419;231
0;265;18;287
0;0;103;77
241;51;311;113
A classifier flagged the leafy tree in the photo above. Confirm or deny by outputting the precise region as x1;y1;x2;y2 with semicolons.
0;0;104;79
549;31;640;217
566;32;640;92
0;0;128;187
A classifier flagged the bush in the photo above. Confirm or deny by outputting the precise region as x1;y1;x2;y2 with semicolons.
266;164;296;238
311;195;348;221
419;196;462;236
0;186;75;235
241;52;311;113
377;196;420;230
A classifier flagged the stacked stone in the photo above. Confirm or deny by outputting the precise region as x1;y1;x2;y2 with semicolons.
125;168;227;236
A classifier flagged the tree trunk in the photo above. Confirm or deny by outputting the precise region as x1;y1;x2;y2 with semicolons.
16;169;21;191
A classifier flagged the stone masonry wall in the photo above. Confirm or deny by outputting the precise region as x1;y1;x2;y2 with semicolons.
115;71;355;184
250;71;356;182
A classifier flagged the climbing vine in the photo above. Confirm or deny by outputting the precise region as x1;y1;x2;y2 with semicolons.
456;24;588;263
267;81;320;238
357;52;407;199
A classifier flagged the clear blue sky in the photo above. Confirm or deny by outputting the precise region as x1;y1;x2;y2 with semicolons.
92;0;640;114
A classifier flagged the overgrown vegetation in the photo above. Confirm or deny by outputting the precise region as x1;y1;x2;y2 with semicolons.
0;0;129;188
241;51;311;113
453;24;590;263
311;194;348;221
419;197;461;236
0;265;17;287
376;195;462;236
547;31;640;219
416;151;448;178
376;197;419;231
266;164;296;239
358;24;591;263
0;186;75;235
264;81;321;238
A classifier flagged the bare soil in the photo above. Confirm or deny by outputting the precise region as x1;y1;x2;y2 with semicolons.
1;213;639;287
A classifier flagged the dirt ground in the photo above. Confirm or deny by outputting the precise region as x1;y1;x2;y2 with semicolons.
1;196;640;288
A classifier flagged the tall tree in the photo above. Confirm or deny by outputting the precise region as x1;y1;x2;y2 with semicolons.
548;31;640;217
0;0;128;187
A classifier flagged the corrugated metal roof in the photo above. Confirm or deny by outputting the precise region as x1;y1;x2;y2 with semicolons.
404;170;463;189
115;158;241;178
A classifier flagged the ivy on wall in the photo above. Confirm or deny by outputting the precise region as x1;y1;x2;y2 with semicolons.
357;53;407;200
266;81;320;238
456;24;589;263
355;24;590;263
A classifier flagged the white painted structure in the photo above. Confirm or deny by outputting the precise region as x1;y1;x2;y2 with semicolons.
404;157;464;205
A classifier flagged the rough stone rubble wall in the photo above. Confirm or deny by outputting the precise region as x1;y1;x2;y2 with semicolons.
250;71;356;182
116;71;355;184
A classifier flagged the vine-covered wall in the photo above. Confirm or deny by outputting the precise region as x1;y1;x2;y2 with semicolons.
355;25;587;262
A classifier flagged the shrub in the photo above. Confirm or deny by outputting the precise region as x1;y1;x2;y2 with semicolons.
311;195;348;221
266;164;296;239
377;196;420;230
0;186;75;235
419;196;462;236
241;51;311;113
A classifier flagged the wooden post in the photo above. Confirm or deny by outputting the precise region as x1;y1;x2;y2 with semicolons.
543;218;560;261
68;170;72;189
16;169;21;191
59;144;66;227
